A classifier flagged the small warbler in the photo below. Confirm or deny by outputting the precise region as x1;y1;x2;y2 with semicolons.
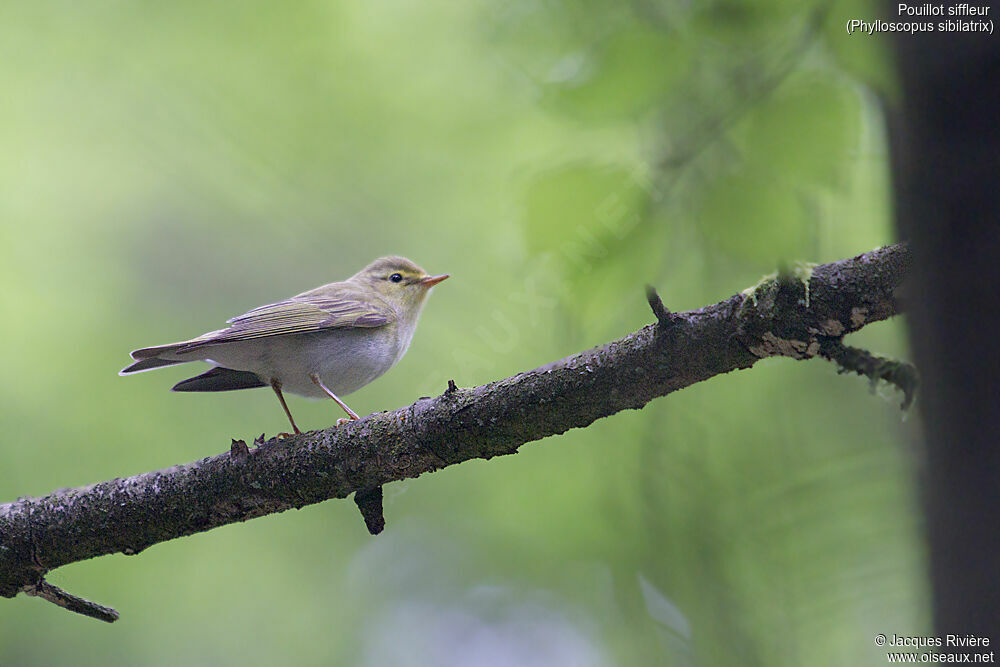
121;256;448;434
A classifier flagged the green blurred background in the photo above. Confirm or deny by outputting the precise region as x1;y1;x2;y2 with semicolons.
0;1;923;665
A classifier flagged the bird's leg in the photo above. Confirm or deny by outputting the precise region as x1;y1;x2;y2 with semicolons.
309;374;361;423
270;379;301;435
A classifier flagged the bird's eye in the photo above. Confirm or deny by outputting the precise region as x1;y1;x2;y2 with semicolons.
389;273;403;283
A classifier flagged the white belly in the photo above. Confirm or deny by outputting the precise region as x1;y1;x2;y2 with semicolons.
195;328;403;398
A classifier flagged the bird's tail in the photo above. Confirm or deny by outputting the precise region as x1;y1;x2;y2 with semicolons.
119;341;190;375
119;356;186;374
171;366;266;392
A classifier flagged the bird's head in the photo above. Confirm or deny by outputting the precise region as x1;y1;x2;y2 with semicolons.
351;256;449;312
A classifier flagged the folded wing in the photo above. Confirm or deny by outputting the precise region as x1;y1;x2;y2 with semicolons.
180;292;393;352
121;287;394;374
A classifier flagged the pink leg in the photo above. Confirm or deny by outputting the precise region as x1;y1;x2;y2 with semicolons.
309;374;360;421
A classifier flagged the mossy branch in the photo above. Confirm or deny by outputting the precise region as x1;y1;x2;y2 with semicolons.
0;244;912;622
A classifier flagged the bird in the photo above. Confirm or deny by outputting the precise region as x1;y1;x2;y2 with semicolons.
120;256;448;434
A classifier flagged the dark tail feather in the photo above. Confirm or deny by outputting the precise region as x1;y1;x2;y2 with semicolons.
129;342;188;360
172;367;266;392
119;357;186;375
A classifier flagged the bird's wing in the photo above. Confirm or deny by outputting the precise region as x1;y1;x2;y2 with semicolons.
173;292;394;353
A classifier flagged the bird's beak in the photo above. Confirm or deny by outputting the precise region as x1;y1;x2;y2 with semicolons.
420;274;449;287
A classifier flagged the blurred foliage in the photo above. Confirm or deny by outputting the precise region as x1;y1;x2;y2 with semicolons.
0;0;924;665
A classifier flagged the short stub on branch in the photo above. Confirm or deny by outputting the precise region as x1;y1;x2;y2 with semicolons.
230;438;250;463
645;285;674;328
354;487;385;535
24;579;119;623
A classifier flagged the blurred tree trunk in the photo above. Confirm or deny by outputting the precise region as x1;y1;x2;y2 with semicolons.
888;22;1000;636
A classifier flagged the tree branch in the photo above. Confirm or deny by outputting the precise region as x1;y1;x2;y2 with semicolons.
0;244;911;621
23;580;120;624
817;339;918;410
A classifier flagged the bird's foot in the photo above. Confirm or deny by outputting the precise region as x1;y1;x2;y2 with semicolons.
336;418;352;427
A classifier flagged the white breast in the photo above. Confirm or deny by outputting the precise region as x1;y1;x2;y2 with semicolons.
200;327;406;399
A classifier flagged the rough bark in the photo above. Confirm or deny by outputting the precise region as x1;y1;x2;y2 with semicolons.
0;244;911;621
